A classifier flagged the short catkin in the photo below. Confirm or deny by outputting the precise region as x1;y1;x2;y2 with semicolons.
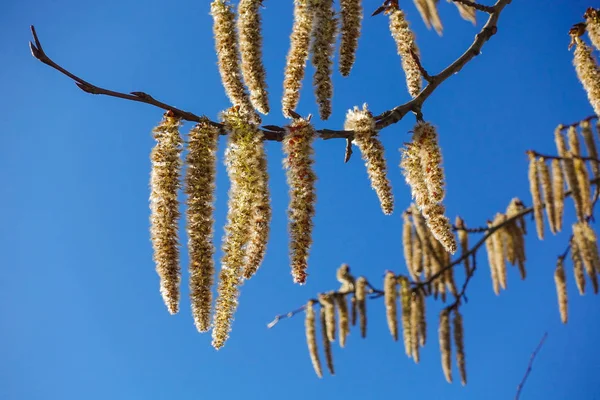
339;0;363;76
310;0;337;120
554;258;568;324
573;38;600;116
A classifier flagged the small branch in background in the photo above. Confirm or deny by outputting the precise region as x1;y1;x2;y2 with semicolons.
452;225;489;233
450;0;495;13
410;49;433;83
559;114;598;129
514;332;549;400
527;150;600;165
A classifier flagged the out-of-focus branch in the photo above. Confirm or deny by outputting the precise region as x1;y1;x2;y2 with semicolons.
514;332;549;400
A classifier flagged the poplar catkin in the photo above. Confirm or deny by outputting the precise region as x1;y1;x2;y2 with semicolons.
538;158;557;234
455;216;471;276
335;294;350;348
339;0;363;76
554;258;568;324
573;222;599;293
453;309;467;386
528;154;544;240
450;0;476;25
311;0;337;120
573;157;592;218
282;0;314;117
580;120;600;177
150;113;183;315
345;104;394;215
585;8;600;51
567;126;581;156
305;300;323;378
399;277;413;357
410;293;421;362
320;306;335;375
425;0;443;35
417;289;427;347
485;222;500;295
492;214;507;291
555;126;583;221
186;120;219;332
283;118;317;284
571;238;587;295
388;5;422;98
355;277;367;338
504;201;527;280
573;38;600;116
439;309;452;383
551;159;565;232
581;222;600;275
320;293;337;342
384;272;399;341
403;213;417;280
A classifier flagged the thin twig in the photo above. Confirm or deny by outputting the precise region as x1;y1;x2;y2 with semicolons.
559;114;598;129
514;332;549;400
528;150;600;164
450;0;495;13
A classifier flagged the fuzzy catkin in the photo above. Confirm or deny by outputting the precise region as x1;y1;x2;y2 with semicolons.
388;6;422;98
580;120;600;177
554;258;568;324
403;213;417;280
410;293;421;362
336;263;356;292
384;272;398;341
585;8;600;51
455;216;471;276
305;300;323;378
339;0;362;76
150;114;183;315
538;158;557;234
505;199;527;279
310;0;337;120
283;118;317;284
453;309;467;386
237;0;269;114
574;157;592;218
320;293;336;342
345;104;394;214
556;127;584;221
529;155;544;240
485;222;500;295
282;0;314;117
551;159;565;232
567;126;581;156
186;120;219;332
439;309;452;383
425;0;443;35
581;222;600;276
573;38;600;116
355;277;367;338
320;306;335;375
571;238;586;295
399;277;413;357
492;214;507;291
573;222;599;293
450;0;476;25
335;294;350;348
414;122;445;204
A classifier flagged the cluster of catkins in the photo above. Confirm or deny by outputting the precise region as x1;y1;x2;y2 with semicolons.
571;8;600;117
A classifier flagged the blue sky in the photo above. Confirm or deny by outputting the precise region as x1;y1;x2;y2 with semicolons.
2;0;600;399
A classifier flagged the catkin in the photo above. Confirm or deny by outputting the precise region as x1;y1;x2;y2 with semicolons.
581;222;600;276
399;277;412;357
580;120;600;177
355;277;367;338
538;158;557;234
567;126;582;156
410;293;421;362
345;104;394;214
311;0;337;120
336;263;356;292
339;0;362;76
453;309;467;386
320;293;337;342
554;258;568;324
574;157;592;218
388;5;422;98
505;199;527;279
573;38;600;116
573;222;599;293
335;294;350;348
439;309;452;383
485;222;500;295
384;272;399;341
305;300;323;378
283;118;317;284
320;306;335;375
414;122;445;204
186;120;219;332
282;0;315;117
425;0;443;35
571;238;587;295
528;154;544;240
551;159;565;232
400;143;430;211
211;1;258;122
450;0;476;25
150;113;183;315
585;8;600;51
492;214;507;291
455;216;471;276
403;213;417;280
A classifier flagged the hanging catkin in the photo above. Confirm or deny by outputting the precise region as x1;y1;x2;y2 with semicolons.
573;157;592;218
505;199;527;279
335;294;350;348
439;308;452;383
384;272;399;341
282;0;315;117
455;216;471;276
403;212;417;280
528;154;544;240
399;277;413;357
150;113;183;315
551;159;565;232
554;258;568;324
387;4;422;98
283;118;317;284
339;0;363;76
355;277;367;338
345;104;394;215
453;309;467;386
424;0;443;35
320;305;335;375
573;37;600;116
305;300;323;378
580;222;600;276
584;8;600;51
571;238;586;295
580;120;600;178
538;158;557;234
186;120;219;332
567;125;582;156
320;293;337;342
492;213;507;291
556;126;583;221
311;0;337;120
449;0;476;25
573;222;599;293
410;293;421;362
485;222;500;295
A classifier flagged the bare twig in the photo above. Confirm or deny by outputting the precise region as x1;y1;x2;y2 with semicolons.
527;150;600;164
514;332;549;400
559;114;598;129
450;0;495;13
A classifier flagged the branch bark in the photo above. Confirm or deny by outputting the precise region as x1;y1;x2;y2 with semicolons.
514;332;549;400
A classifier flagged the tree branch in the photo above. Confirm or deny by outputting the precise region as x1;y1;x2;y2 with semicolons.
514;332;549;400
450;0;495;13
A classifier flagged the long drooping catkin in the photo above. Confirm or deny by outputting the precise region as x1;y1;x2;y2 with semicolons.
538;158;557;234
311;0;337;120
283;118;317;284
339;0;362;76
335;294;350;348
505;199;527;279
414;122;445;204
573;222;599;293
320;293;336;342
403;213;417;280
528;154;544;240
355;277;367;338
384;272;398;341
282;0;314;117
345;104;394;214
580;222;600;275
571;238;586;295
425;0;443;35
305;300;323;378
554;258;568;324
574;157;592;218
567;126;581;156
410;293;421;362
450;0;476;25
555;127;583;221
585;8;600;51
551;159;565;232
573;38;600;116
186;120;219;332
150;114;183;315
417;290;427;347
485;222;500;295
580;120;600;177
492;214;507;291
211;1;257;122
237;0;269;114
399;277;412;357
455;216;471;276
388;6;422;98
401;143;430;211
439;309;452;383
453;309;467;386
320;306;335;375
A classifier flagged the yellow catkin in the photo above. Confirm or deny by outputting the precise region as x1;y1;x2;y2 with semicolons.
282;0;315;117
320;293;336;342
573;38;600;116
311;0;337;120
399;277;412;357
528;154;544;240
453;309;467;386
320;306;335;375
411;206;433;273
573;222;599;293
410;293;421;362
211;1;258;123
505;199;527;279
581;222;600;276
556;126;583;221
567;126;582;156
305;300;323;378
571;238;586;295
439;309;452;383
283;118;317;284
455;216;471;276
585;8;600;52
355;277;367;338
335;294;350;348
425;0;443;35
237;0;269;114
414;122;445;204
345;104;394;214
449;0;476;25
573;157;592;218
554;258;568;324
339;0;362;76
551;159;565;232
423;204;458;255
538;158;557;234
580;120;600;177
485;222;500;295
388;6;422;98
413;229;424;276
492;214;507;291
336;263;356;292
412;0;432;29
400;143;430;211
150;114;183;315
186;120;219;332
403;212;417;280
384;272;398;341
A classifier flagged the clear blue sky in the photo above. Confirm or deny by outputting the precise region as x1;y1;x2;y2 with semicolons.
2;0;599;399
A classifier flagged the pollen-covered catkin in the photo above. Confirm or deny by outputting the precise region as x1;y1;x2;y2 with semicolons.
455;216;471;276
388;5;422;97
403;213;417;280
384;272;398;341
453;309;467;386
556;127;583;220
211;1;258;122
551;159;565;232
339;0;362;76
573;38;600;116
485;222;500;295
528;154;544;240
567;126;581;156
283;118;317;284
492;214;507;291
282;0;314;117
581;222;600;275
538;158;557;234
345;104;394;215
554;258;568;324
335;294;350;348
414;122;445;204
573;157;592;218
186;120;219;332
320;306;335;375
355;277;367;338
400;143;430;211
399;277;413;357
505;199;527;279
150;114;183;315
305;300;323;378
423;204;457;255
580;120;600;177
585;8;600;51
410;293;421;362
571;238;586;295
439;309;452;383
417;290;427;347
311;0;337;120
320;293;336;342
573;222;599;294
237;0;269;114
